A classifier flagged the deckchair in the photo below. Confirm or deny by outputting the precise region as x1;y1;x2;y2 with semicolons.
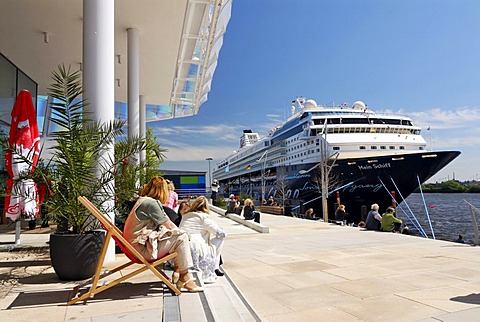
67;196;181;305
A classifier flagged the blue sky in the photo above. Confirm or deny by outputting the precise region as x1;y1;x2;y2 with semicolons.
153;0;480;183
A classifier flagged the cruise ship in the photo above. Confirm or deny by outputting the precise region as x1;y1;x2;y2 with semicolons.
212;98;460;222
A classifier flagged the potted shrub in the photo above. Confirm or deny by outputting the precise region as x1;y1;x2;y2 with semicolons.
42;65;159;280
114;127;166;224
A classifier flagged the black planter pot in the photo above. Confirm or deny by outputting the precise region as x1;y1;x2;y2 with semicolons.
49;231;105;281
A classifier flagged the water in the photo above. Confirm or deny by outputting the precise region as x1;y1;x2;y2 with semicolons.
397;193;480;244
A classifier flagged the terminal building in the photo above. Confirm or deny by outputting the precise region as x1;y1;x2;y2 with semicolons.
0;0;232;159
161;170;207;199
0;1;233;256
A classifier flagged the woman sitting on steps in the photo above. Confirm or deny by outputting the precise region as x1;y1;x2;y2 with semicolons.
180;196;226;283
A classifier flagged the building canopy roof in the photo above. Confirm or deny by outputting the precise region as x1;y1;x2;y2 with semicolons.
0;0;232;122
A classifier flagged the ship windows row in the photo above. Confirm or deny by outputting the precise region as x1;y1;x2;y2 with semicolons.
286;144;426;156
312;117;413;126
311;127;420;135
355;146;424;150
287;141;319;152
358;146;404;150
287;143;425;153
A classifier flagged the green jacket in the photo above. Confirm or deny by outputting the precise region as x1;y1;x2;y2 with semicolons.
380;213;402;232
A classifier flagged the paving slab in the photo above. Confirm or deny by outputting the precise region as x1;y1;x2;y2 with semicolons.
216;213;480;321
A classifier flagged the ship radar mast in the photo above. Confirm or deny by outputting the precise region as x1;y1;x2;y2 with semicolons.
291;96;305;115
303;99;317;108
352;100;366;110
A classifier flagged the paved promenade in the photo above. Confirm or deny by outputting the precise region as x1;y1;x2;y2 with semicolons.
1;213;480;321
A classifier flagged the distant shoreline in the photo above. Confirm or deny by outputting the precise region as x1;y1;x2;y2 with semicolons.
419;191;480;193
417;180;480;193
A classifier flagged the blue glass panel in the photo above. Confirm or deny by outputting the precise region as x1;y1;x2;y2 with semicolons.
115;101;128;121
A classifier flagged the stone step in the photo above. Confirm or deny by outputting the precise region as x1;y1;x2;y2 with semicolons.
164;270;260;322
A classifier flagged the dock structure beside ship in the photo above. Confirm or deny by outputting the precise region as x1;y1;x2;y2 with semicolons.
212;98;460;221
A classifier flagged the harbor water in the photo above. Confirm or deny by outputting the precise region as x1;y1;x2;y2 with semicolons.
397;193;480;244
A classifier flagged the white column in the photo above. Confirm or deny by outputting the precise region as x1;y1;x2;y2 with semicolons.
83;0;115;123
128;28;140;139
83;0;116;263
139;95;146;164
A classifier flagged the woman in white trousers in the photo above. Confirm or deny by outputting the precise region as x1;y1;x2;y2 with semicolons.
179;196;226;283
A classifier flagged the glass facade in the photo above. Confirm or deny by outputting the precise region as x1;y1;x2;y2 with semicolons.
0;53;38;174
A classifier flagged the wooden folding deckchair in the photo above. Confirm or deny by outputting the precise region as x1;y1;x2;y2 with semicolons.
67;196;181;305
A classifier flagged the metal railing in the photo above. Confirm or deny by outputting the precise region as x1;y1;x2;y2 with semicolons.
464;199;479;246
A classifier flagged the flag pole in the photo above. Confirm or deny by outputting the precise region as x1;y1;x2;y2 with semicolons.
427;126;432;151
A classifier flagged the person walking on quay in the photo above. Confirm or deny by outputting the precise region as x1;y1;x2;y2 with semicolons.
365;203;382;231
211;179;219;205
380;207;402;232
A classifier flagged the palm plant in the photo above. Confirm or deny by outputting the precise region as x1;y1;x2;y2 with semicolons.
44;64;156;234
114;129;166;218
0;64;165;234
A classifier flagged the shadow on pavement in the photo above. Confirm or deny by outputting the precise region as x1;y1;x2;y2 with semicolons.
450;293;480;305
6;281;164;309
0;260;51;268
18;272;60;284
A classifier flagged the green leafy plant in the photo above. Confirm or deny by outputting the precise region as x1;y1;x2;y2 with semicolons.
114;128;166;219
214;196;226;208
0;64;166;233
44;64;156;234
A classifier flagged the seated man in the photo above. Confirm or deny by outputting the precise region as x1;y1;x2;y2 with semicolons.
365;203;382;231
380;207;402;232
225;194;237;214
267;195;275;206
